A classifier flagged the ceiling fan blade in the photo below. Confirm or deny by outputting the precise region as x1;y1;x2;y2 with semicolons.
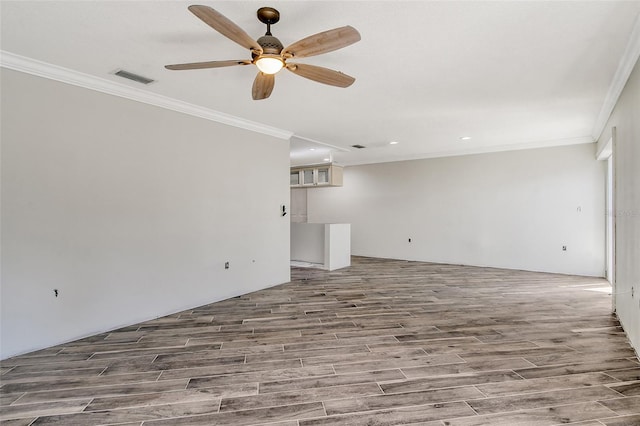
286;63;355;88
252;72;275;100
188;5;262;53
165;60;252;70
282;26;361;59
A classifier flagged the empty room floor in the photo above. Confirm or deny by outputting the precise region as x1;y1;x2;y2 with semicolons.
1;257;639;425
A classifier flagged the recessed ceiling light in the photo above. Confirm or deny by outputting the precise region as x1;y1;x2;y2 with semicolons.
389;141;399;145
323;158;330;161
309;148;316;151
460;136;472;141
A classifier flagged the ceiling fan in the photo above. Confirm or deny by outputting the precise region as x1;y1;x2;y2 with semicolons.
165;5;361;100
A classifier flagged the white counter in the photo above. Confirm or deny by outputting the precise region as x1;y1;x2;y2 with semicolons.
291;223;351;271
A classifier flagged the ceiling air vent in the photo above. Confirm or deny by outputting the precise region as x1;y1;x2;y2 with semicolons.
351;144;366;149
114;70;155;85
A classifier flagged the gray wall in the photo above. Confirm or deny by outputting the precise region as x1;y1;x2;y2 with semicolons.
597;57;640;355
308;143;605;277
1;69;291;359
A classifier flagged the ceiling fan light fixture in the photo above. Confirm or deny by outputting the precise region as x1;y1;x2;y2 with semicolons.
255;55;284;74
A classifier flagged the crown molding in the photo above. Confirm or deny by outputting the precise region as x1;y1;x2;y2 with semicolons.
290;134;351;152
0;51;293;141
339;136;595;166
592;13;640;142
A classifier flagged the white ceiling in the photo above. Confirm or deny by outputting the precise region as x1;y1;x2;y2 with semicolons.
2;1;640;166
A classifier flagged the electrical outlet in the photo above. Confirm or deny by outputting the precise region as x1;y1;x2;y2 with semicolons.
224;262;229;270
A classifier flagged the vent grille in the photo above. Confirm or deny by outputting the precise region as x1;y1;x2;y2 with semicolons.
351;144;366;149
114;70;155;85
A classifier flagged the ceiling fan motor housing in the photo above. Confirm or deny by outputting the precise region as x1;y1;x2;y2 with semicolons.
256;35;284;56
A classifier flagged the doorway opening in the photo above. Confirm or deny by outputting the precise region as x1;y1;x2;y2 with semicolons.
598;131;615;312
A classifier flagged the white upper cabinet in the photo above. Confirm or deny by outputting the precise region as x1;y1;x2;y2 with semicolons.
291;165;343;188
290;170;301;186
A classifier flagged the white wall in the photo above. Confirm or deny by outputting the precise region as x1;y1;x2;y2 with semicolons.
0;69;291;359
308;143;605;277
597;57;640;355
290;188;308;223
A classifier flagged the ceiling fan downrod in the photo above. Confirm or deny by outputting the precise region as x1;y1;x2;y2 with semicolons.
257;7;280;36
255;7;283;56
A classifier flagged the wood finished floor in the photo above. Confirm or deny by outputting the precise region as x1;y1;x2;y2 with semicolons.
1;256;639;426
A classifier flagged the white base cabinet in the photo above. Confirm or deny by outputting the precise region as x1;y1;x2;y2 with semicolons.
291;223;351;271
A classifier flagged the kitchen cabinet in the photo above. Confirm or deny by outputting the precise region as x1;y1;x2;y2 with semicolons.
290;164;342;187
